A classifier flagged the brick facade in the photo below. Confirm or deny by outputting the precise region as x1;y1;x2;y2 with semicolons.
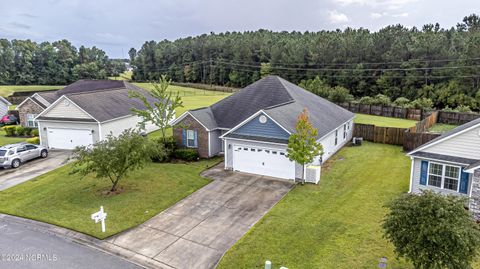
173;114;209;158
18;98;44;127
469;170;480;220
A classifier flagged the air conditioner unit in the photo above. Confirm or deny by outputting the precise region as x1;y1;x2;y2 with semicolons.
305;165;321;184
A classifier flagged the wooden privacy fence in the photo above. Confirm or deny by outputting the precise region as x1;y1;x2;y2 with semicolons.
353;124;405;146
437;111;480;125
409;111;438;133
403;132;441;152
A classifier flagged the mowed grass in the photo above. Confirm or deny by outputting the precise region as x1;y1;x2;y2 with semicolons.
0;85;63;97
354;113;417;128
0;129;26;146
109;70;133;81
0;158;221;239
427;123;457;133
217;143;412;269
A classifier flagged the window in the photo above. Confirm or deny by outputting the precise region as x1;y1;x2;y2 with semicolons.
250;148;255;152
26;114;38;127
26;145;37;150
16;146;27;153
186;130;196;147
427;162;461;191
428;163;442;188
343;124;347;139
272;151;277;155
280;152;285;156
334;130;338;146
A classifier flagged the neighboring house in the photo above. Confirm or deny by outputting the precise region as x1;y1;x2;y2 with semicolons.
171;76;355;180
17;80;159;150
0;96;11;116
407;117;480;219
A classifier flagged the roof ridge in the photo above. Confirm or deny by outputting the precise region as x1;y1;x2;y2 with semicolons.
263;100;296;110
63;86;128;96
275;76;295;101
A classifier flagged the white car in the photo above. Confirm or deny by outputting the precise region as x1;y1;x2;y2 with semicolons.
0;143;48;168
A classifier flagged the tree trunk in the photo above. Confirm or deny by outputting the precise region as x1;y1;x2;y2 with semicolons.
110;178;120;192
302;164;305;185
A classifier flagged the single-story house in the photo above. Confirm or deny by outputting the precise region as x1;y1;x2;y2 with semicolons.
0;96;11;116
17;80;159;149
407;117;480;219
171;75;355;181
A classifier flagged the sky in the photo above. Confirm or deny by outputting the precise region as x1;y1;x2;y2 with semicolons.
0;0;478;58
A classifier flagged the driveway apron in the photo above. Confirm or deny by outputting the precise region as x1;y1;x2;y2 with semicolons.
109;163;294;269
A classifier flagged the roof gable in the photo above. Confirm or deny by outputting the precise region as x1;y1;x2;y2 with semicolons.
231;112;290;140
0;96;11;106
41;96;95;120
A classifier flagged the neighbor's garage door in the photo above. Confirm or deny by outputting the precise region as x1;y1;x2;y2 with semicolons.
47;128;93;150
232;144;295;179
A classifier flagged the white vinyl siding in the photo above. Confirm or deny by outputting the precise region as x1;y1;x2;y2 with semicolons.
410;158;470;196
44;98;92;119
422;126;480;159
319;119;354;162
100;115;158;139
0;102;7;117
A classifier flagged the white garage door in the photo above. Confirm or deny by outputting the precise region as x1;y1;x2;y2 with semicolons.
47;128;93;150
232;144;295;179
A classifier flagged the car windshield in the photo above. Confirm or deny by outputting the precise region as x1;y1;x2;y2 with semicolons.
0;150;6;157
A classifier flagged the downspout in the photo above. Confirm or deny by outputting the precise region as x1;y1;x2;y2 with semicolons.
408;157;414;193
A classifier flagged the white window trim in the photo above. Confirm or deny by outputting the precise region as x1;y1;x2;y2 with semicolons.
427;161;462;192
186;129;196;148
26;113;38;127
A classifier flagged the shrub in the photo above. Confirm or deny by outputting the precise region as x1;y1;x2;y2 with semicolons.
4;126;16;136
410;97;433;110
26;137;40;144
358;96;375;105
24;127;33;136
15;126;26;136
393;97;411;107
174;148;199;161
455;105;472;113
31;129;39;136
441;105;455;112
327;86;354;103
148;138;173;162
372;94;391;106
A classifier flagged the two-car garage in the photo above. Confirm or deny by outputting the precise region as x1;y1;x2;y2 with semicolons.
46;128;94;150
231;143;296;180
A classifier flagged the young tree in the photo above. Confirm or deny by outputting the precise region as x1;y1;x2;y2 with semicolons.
129;74;183;142
72;129;153;192
286;108;324;183
383;191;480;269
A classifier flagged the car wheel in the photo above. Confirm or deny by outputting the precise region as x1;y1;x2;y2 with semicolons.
11;159;20;169
40;150;48;158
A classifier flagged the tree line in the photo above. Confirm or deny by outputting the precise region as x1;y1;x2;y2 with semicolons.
130;14;480;110
0;39;126;85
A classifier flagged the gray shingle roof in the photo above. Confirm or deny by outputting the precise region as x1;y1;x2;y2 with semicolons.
189;75;354;138
190;107;218;130
37;91;59;104
58;80;126;95
410;117;480;153
410;151;480;165
66;82;158;122
466;160;480;171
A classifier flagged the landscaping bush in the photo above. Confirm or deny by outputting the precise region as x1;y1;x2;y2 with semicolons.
26;137;40;144
174;148;199;161
393;97;411;108
15;126;26;136
358;96;375;105
410;97;433;110
327;86;354;103
24;127;33;136
455;105;472;113
148;138;172;162
372;94;391;106
4;126;16;136
31;129;39;136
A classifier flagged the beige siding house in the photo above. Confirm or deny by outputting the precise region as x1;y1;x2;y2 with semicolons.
407;118;480;219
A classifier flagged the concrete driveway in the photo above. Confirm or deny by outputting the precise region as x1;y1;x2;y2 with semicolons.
108;163;295;269
0;150;71;191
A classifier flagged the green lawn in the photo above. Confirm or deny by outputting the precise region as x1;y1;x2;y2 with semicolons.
217;143;412;269
354;113;417;128
427;123;457;133
0;129;26;146
109;70;133;81
0;85;63;97
0;159;220;239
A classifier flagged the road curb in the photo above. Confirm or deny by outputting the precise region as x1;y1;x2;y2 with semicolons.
0;214;172;269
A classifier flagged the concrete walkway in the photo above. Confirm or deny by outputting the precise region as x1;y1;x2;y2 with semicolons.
0;150;71;191
108;163;295;269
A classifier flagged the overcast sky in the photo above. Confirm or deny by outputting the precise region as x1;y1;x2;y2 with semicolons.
0;0;478;58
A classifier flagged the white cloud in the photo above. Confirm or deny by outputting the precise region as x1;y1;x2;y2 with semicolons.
370;11;408;19
370;12;385;19
328;10;350;24
392;12;409;17
333;0;417;10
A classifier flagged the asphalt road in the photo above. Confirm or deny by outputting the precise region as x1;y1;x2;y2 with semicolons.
0;221;142;269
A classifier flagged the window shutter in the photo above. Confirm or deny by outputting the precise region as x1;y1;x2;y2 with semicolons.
459;168;469;194
194;130;198;147
182;129;187;146
420;160;428;185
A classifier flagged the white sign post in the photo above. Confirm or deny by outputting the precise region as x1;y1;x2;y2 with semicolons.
91;206;107;233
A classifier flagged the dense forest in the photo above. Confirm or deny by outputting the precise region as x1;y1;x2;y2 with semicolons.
130;14;480;110
0;39;126;85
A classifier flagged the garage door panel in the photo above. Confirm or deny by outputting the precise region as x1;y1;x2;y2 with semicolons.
47;128;93;150
232;144;295;179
